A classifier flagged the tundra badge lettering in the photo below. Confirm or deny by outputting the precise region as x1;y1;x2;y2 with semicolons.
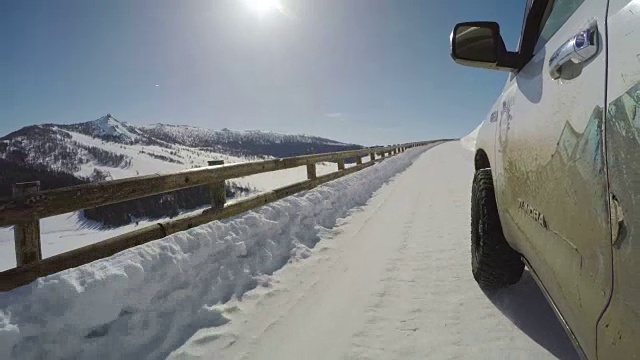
518;199;548;229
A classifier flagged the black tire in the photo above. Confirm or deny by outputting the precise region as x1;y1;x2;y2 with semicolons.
471;168;524;289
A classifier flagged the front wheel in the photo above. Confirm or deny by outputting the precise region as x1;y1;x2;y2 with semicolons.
470;169;524;289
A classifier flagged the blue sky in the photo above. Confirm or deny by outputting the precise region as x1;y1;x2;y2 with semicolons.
1;0;525;145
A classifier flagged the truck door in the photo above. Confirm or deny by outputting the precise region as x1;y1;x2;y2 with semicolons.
495;1;611;357
597;0;640;357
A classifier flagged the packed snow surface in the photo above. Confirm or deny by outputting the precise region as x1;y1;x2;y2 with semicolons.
0;142;577;359
169;142;578;360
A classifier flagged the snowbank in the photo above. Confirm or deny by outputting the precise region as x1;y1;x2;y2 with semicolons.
460;121;482;151
0;145;437;360
0;158;346;272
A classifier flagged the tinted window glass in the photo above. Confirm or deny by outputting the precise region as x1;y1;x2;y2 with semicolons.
537;0;585;47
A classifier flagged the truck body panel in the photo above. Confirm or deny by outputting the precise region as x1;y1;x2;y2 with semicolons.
598;1;640;357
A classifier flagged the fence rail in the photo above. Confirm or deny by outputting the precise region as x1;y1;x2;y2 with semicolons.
0;140;438;291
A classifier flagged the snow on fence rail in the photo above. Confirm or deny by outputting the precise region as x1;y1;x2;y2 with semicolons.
0;140;436;291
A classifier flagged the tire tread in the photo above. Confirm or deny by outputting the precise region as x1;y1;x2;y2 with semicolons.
471;169;524;289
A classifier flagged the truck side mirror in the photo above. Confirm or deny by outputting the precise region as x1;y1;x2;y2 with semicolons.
450;21;519;71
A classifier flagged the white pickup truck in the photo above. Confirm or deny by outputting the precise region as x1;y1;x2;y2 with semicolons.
450;0;640;359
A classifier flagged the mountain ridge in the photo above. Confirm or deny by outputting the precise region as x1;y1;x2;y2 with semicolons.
0;114;363;179
0;114;363;228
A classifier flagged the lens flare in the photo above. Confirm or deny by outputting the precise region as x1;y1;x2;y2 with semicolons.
243;0;283;15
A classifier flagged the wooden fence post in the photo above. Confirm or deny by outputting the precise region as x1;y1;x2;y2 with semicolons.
337;158;345;170
356;156;362;165
307;163;317;180
208;160;226;209
13;181;42;266
370;153;375;162
381;151;386;158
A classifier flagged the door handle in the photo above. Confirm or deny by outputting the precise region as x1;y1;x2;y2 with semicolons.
549;22;599;80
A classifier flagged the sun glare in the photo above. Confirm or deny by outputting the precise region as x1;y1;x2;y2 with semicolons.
243;0;283;15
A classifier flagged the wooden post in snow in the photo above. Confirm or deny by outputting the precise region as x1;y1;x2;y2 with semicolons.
13;181;42;266
208;160;226;209
307;163;317;180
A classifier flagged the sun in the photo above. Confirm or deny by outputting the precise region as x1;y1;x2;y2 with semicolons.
243;0;283;15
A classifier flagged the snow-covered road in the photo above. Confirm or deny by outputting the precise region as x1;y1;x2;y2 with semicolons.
169;142;579;360
1;141;579;360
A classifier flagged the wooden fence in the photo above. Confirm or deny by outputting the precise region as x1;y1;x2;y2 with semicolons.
0;140;438;291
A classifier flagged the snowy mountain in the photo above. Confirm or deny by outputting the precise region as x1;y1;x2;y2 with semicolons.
139;123;351;153
56;114;144;144
0;114;362;229
48;114;358;157
0;114;362;180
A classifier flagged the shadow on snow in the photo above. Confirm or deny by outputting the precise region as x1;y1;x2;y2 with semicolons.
482;270;580;360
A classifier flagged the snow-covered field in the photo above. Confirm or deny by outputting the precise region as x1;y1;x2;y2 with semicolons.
67;130;346;190
0;137;357;271
1;117;365;270
0;139;578;360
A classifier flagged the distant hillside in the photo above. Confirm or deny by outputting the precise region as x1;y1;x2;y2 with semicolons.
0;114;362;228
0;158;89;198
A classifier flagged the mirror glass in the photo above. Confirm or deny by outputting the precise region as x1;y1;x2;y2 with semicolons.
453;25;498;63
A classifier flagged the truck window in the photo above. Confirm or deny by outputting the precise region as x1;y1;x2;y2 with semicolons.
536;0;586;48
